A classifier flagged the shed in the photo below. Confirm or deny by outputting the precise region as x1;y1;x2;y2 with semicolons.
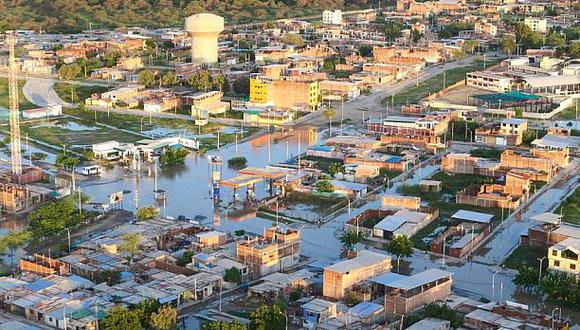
451;210;493;224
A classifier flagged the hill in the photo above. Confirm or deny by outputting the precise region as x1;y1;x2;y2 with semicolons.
0;0;374;33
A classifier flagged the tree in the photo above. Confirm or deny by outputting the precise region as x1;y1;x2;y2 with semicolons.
315;176;334;193
138;69;156;87
0;230;31;265
500;34;516;54
149;305;177;330
58;63;83;80
323;107;336;137
570;42;580;58
547;33;566;48
202;321;247;330
29;197;84;238
281;33;304;47
136;206;159;221
411;29;423;44
212;74;226;92
358;45;373;57
81;149;95;161
94;270;121;285
119;232;141;262
176;250;193;267
233;77;250;95
249;304;286;330
159;147;189;166
384;21;403;40
55;153;81;170
462;40;479;54
387;235;414;272
228;156;247;169
339;230;363;252
187;70;213;91
101;306;141;330
160;71;179;86
328;162;344;176
224;267;242;284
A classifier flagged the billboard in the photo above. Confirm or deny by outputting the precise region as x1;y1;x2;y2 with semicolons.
109;191;124;204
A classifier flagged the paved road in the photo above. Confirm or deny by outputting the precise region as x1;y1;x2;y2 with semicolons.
22;78;76;108
292;55;489;128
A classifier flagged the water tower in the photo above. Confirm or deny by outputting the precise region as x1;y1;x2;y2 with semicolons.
185;13;224;64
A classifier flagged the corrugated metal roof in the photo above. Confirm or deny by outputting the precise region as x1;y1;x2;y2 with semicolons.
384;269;452;291
451;210;493;223
348;301;383;318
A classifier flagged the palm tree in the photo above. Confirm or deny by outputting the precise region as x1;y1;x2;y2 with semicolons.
323;106;336;138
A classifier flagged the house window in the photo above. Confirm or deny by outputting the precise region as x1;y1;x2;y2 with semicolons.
571;264;576;270
552;250;558;256
554;260;560;267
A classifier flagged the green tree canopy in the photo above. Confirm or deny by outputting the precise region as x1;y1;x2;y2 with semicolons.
160;71;179;86
224;267;242;284
59;63;83;80
281;33;304;47
136;206;160;221
387;235;414;258
339;230;363;252
249;304;286;330
315;176;334;193
101;305;141;330
149;305;177;330
119;232;142;259
138;69;157;87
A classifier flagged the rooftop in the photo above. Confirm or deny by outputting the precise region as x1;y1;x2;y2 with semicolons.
384;269;452;291
451;210;494;224
325;250;391;274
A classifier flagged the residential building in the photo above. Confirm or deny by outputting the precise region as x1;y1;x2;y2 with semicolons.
474;119;528;146
323;250;391;299
187;91;229;117
236;227;301;278
407;318;451;330
383;269;453;317
372;210;434;240
523;75;580;96
322;10;342;25
441;153;501;177
243;109;295;125
302;298;337;327
524;17;548;33
474;21;498;37
548;237;579;279
500;150;557;181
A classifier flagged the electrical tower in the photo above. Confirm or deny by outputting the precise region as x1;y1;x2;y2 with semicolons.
7;32;22;177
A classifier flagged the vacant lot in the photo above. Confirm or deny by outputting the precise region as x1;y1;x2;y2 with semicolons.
559;186;580;225
20;117;141;148
0;78;37;110
53;83;109;104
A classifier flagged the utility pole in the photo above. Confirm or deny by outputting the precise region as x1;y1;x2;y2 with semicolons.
7;32;22;178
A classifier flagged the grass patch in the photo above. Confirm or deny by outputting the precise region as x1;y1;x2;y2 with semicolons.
449;120;481;142
63;108;260;150
431;172;494;195
19;117;140;148
382;58;502;106
303;155;344;173
555;106;579;121
502;245;546;270
53;83;108;104
470;147;502;159
558;186;580;225
0;78;37;110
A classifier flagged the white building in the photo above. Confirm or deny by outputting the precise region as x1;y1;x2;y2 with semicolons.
322;10;342;25
466;71;512;92
524;17;548;33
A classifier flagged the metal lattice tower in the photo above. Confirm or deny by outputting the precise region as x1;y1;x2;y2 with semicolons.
7;32;22;177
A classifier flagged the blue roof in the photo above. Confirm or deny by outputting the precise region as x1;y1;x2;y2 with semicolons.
348;301;383;318
24;279;54;292
386;156;402;163
68;275;94;287
311;145;333;152
121;272;133;281
196;253;211;261
369;272;408;286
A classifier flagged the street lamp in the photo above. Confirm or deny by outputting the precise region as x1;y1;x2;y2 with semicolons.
277;310;288;330
537;257;546;285
492;270;499;302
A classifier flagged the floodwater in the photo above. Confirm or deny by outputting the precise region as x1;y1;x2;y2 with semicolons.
26;126;580;323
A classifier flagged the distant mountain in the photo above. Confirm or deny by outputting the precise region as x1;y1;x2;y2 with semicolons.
0;0;375;33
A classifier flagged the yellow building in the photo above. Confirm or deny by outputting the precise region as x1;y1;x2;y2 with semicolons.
243;109;295;126
250;74;320;111
548;237;579;279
